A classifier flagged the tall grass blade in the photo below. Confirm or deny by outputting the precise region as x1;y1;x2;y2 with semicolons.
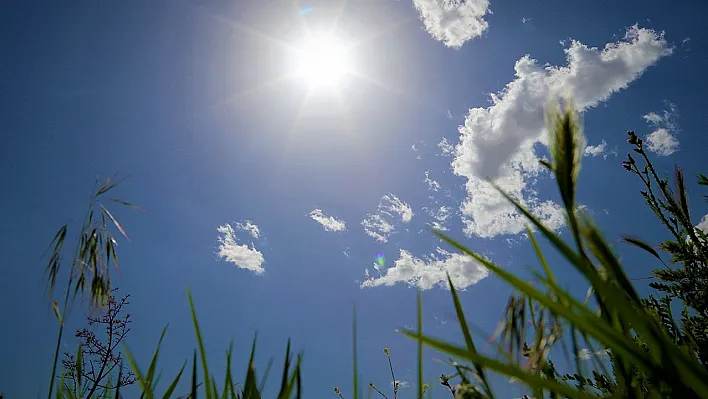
402;331;596;399
188;289;212;399
243;334;261;399
191;350;198;399
445;273;495;398
161;361;187;399
124;346;152;399
416;290;423;399
114;361;123;399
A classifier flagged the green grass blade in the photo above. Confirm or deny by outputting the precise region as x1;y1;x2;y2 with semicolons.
191;350;198;399
243;334;261;399
433;231;650;366
188;288;212;399
279;340;292;396
114;362;123;399
402;330;596;399
416;290;423;399
161;360;187;399
123;346;152;399
258;357;274;393
146;324;169;388
445;273;495;399
222;340;234;399
75;344;83;397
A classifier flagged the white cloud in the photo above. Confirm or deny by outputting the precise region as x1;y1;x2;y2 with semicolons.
361;248;489;290
361;194;414;243
584;140;607;157
362;214;396;243
381;194;414;222
643;112;662;124
309;209;347;232
392;380;410;389
643;103;679;156
646;128;679;156
438;137;455;156
428;205;451;231
577;348;608;360
235;220;260;239
424;170;441;191
696;214;708;233
450;26;671;237
216;223;265;274
412;0;490;48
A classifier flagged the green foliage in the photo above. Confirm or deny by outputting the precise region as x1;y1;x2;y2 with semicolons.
399;103;708;398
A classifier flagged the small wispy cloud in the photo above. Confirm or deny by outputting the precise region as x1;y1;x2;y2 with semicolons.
577;348;608;360
584;140;607;157
437;137;454;156
428;205;451;231
309;209;346;232
235;220;260;239
392;380;410;389
424;170;441;192
361;248;489;290
217;222;265;274
643;102;680;156
361;194;414;242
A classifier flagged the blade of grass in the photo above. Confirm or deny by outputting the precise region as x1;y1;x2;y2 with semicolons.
124;346;152;399
188;288;212;399
445;273;495;399
114;361;123;399
402;330;596;399
145;325;170;389
434;231;653;369
222;340;234;399
416;290;423;399
191;350;198;399
162;361;187;399
243;334;261;399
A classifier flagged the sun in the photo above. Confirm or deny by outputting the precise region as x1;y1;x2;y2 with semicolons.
295;35;350;88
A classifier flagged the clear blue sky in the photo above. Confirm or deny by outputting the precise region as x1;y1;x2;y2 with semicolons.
2;0;708;397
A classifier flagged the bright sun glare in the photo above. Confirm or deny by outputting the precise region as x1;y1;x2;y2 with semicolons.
296;35;349;87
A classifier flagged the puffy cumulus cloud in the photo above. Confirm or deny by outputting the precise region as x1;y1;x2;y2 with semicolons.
309;209;347;232
217;223;265;274
361;194;414;243
235;220;260;239
646;128;679;156
360;248;489;290
412;0;490;48
424;170;441;191
643;103;679;156
584;140;607;157
451;26;671;238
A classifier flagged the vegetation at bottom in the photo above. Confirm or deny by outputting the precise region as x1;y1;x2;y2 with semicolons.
8;101;707;398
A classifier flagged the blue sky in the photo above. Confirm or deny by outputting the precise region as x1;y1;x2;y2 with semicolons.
2;0;708;397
